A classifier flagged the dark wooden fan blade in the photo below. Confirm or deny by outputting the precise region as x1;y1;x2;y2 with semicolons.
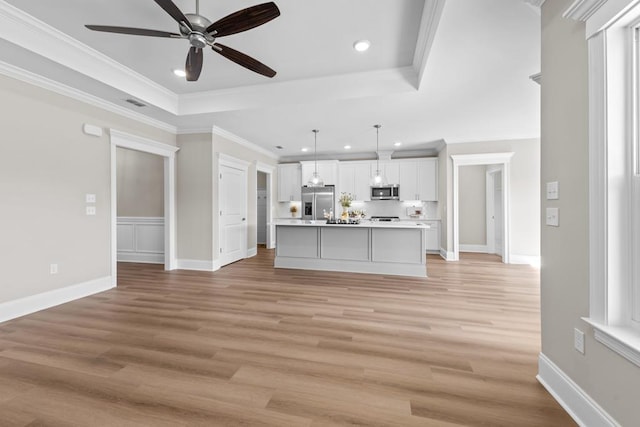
206;2;280;37
213;43;276;78
85;25;182;38
185;47;204;81
153;0;192;31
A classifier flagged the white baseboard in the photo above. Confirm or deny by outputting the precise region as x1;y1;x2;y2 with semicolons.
117;252;164;264
537;353;619;427
439;248;456;261
459;244;489;253
247;247;257;258
177;259;220;272
0;276;114;324
510;254;541;268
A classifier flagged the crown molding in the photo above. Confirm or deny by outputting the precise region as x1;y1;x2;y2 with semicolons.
177;127;215;135
212;126;279;160
0;0;179;114
413;0;446;89
563;0;608;21
0;60;177;134
523;0;546;7
530;72;542;85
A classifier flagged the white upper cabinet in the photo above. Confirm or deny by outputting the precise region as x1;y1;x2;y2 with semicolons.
339;161;372;201
277;163;301;202
371;160;400;185
300;160;339;186
398;158;438;201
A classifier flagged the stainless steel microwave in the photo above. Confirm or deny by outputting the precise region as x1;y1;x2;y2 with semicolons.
371;185;400;200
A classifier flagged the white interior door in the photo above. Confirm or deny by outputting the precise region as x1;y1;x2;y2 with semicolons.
220;164;247;267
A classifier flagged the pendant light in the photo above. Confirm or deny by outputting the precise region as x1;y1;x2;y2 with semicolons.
371;124;387;186
308;129;324;187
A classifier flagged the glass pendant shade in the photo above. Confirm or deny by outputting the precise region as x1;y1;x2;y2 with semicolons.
308;171;324;187
308;129;324;187
371;169;387;186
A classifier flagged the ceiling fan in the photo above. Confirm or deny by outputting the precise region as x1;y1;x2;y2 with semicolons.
85;0;280;81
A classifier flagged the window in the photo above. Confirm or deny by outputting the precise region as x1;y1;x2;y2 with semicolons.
574;0;640;366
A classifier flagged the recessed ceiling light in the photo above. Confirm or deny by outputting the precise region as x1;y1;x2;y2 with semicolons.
394;141;402;147
353;40;370;52
301;148;309;152
344;145;352;150
173;69;186;77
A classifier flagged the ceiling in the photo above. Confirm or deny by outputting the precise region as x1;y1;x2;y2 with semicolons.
0;0;541;159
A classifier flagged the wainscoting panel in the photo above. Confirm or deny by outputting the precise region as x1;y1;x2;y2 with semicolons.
117;217;164;264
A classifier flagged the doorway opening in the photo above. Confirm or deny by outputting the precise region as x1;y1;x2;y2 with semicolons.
257;171;268;247
256;162;275;250
115;147;165;265
110;130;179;285
451;152;514;263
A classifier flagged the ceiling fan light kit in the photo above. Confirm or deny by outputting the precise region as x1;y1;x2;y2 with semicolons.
86;0;280;81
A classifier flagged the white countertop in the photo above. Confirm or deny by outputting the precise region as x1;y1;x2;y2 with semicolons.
273;219;430;229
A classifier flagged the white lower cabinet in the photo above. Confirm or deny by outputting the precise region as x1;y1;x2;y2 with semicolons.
423;220;440;253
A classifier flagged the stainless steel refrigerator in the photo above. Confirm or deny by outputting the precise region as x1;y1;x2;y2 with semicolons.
302;186;335;220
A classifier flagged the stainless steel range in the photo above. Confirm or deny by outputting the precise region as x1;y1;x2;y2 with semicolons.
370;216;401;222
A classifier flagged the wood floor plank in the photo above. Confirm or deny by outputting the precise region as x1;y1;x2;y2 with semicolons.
0;250;576;426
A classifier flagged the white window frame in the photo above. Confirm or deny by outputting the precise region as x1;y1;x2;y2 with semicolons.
566;0;640;367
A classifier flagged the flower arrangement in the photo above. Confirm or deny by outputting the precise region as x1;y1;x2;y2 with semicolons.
339;192;353;208
289;204;298;214
349;209;366;219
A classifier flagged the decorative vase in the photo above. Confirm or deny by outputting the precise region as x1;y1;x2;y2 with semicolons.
341;207;349;221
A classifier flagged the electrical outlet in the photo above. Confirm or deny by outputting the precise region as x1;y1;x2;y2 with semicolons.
50;263;58;275
85;193;96;203
86;206;96;216
574;328;585;354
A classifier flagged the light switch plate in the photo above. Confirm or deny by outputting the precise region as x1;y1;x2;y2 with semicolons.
546;181;559;200
85;193;96;203
546;207;559;226
86;206;96;216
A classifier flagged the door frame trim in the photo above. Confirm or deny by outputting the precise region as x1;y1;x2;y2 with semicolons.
255;161;275;249
110;130;179;285
485;167;502;256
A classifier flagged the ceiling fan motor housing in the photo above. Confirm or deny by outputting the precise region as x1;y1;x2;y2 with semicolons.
183;13;214;48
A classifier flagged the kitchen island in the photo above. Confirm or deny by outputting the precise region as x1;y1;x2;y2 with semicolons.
274;220;428;277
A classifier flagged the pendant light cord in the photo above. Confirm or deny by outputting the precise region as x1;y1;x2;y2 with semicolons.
313;129;319;175
374;124;381;173
196;0;199;15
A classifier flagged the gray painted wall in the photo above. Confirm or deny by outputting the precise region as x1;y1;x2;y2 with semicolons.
116;147;164;217
541;2;640;425
0;74;175;304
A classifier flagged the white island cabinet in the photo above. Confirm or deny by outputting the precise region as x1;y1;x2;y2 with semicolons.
274;220;428;277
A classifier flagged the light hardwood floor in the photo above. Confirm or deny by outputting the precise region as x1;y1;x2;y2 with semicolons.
0;250;575;426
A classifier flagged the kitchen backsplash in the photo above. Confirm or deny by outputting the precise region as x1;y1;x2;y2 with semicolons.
278;200;439;220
